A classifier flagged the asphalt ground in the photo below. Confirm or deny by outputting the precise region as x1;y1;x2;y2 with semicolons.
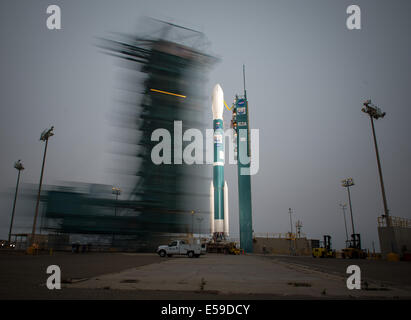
0;251;166;299
0;251;292;300
260;255;411;288
1;251;410;300
67;253;411;299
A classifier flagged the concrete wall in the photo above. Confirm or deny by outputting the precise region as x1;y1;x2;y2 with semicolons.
378;226;411;256
253;237;312;256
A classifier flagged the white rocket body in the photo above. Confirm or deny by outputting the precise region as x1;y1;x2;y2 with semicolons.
210;84;229;237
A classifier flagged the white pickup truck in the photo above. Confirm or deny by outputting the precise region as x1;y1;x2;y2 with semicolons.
157;240;202;258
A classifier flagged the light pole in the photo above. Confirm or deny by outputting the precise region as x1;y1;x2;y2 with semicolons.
361;100;390;225
8;160;24;244
112;187;121;215
31;126;54;245
295;220;302;238
112;187;121;244
288;208;294;255
197;216;204;238
341;178;356;236
288;208;293;236
191;210;195;236
362;100;398;253
339;203;349;245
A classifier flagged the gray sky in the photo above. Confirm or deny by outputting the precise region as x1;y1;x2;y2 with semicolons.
1;0;411;251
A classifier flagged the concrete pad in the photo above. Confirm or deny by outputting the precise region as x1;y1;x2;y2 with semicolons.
68;254;411;298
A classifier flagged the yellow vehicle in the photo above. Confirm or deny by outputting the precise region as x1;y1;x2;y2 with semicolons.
341;247;367;259
227;242;241;255
207;241;241;254
341;234;367;259
312;235;336;258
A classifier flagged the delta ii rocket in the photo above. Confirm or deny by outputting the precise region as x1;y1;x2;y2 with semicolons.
210;84;229;238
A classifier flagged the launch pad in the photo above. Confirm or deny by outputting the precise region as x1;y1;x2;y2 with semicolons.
209;67;254;253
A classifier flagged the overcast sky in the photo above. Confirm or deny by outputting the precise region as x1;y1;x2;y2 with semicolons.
1;0;410;251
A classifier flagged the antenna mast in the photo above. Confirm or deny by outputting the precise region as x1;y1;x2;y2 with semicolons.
243;64;247;99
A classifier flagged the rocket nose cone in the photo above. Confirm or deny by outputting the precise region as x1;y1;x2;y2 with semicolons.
213;83;223;96
212;84;224;120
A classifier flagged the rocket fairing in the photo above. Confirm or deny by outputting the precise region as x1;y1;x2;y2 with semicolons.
210;84;229;237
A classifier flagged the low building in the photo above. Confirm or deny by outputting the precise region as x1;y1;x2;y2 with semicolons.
253;233;313;256
378;216;411;257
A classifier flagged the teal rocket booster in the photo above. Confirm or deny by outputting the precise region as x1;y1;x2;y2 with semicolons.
210;84;229;236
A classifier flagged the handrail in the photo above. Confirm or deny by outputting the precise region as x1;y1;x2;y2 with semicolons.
378;215;411;228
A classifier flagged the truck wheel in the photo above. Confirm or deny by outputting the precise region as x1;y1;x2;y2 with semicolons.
195;254;200;258
159;250;166;257
188;251;194;258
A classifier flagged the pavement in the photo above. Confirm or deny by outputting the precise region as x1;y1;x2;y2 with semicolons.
68;253;411;299
0;251;165;299
261;255;411;289
1;251;411;299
